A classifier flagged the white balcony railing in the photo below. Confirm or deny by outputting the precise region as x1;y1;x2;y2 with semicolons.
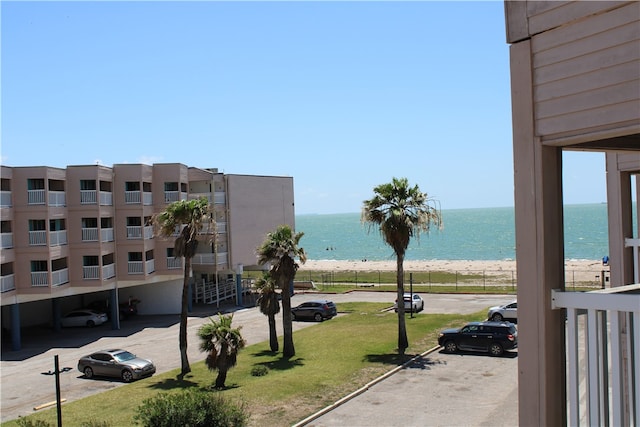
128;261;144;274
49;230;67;246
101;228;114;242
1;274;15;292
164;191;188;203
1;232;13;249
125;191;141;204
80;190;97;204
144;225;154;240
100;192;113;206
552;285;640;427
188;193;212;203
214;192;225;205
146;259;155;274
103;263;115;279
0;190;12;207
48;191;65;207
192;251;228;266
83;265;100;280
167;256;182;270
82;228;99;242
126;226;142;239
31;271;48;287
143;192;153;206
29;230;47;246
28;189;46;205
52;268;69;286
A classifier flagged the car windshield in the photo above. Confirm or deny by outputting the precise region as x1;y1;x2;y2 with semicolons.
113;351;136;362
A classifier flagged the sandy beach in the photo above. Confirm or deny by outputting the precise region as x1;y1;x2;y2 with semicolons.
299;259;603;273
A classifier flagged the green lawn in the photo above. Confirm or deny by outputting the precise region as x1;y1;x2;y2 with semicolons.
4;302;485;427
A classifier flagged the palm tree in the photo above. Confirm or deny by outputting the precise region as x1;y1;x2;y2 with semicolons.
255;273;281;352
256;225;306;358
197;314;246;389
152;197;214;377
362;177;441;355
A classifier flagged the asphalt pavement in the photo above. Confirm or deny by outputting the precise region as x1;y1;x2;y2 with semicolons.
1;292;517;425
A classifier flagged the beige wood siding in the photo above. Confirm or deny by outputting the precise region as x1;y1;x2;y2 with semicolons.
530;2;640;142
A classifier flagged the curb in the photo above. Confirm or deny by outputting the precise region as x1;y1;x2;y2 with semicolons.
292;345;442;427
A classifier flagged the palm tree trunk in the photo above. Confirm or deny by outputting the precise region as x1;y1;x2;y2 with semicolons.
268;313;279;352
215;369;228;389
396;254;408;355
281;279;295;358
179;256;192;377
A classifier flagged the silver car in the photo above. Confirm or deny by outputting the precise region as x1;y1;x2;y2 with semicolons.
78;349;156;382
60;309;108;328
487;300;518;322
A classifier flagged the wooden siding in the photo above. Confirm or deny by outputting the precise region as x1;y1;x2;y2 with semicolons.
530;2;640;142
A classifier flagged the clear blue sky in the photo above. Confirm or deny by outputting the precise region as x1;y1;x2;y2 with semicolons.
1;1;607;214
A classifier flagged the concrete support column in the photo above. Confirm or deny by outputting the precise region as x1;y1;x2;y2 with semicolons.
511;39;566;426
10;303;21;351
110;288;120;330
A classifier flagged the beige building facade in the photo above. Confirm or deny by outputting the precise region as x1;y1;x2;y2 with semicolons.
505;1;639;425
0;163;294;351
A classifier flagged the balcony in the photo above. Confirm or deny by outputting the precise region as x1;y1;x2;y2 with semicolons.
551;284;640;426
192;251;228;266
167;256;182;270
82;228;99;242
101;228;114;242
144;225;154;240
214;192;225;205
52;268;69;286
28;189;45;205
29;230;47;246
48;191;65;207
100;192;113;206
0;190;11;207
125;191;141;204
1;232;13;249
49;230;68;246
103;263;115;279
128;261;144;274
164;191;188;203
31;271;48;287
1;274;15;292
83;265;100;280
188;193;212;203
146;259;155;274
80;190;97;204
126;226;142;239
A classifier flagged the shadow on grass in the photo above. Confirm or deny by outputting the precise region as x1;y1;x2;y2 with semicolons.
148;376;200;391
252;356;305;371
363;353;414;366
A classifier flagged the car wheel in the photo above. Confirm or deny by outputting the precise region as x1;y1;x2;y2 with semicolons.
314;313;323;322
420;302;424;312
86;320;95;327
489;343;504;356
121;370;134;382
491;313;504;322
83;367;94;379
444;340;457;353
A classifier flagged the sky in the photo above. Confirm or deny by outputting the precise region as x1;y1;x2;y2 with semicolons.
1;1;608;215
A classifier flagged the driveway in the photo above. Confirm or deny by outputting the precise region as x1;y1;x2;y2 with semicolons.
1;292;515;423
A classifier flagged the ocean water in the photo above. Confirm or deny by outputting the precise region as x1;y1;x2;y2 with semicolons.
295;204;624;262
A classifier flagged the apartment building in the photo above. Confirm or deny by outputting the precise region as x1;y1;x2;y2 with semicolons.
0;163;295;351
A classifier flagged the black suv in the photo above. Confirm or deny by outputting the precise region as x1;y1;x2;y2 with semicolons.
438;321;517;356
291;300;337;322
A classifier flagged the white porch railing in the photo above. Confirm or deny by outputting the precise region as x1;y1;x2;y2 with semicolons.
49;230;67;246
128;261;144;274
552;285;640;427
31;271;48;287
83;265;100;280
100;192;113;206
29;230;47;246
52;268;69;286
1;274;15;292
80;190;97;204
28;189;45;205
82;227;99;242
103;263;115;279
0;190;12;207
143;192;152;205
48;191;65;207
167;257;182;270
1;232;13;249
126;226;142;239
194;278;236;304
146;259;155;274
125;191;141;204
101;228;114;242
192;252;228;266
164;191;188;203
144;225;154;240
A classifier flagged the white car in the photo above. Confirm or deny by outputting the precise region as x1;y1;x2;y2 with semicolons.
393;293;424;312
487;301;517;322
61;309;108;328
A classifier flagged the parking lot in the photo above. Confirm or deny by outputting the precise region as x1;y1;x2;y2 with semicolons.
1;292;516;424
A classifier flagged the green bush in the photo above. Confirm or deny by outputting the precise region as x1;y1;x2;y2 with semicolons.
251;365;269;377
134;389;248;427
16;419;52;427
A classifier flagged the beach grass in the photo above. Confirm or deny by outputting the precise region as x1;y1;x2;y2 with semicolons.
4;302;482;427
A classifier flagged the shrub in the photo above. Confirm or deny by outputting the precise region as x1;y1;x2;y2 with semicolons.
251;365;269;377
134;389;248;427
16;419;52;427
